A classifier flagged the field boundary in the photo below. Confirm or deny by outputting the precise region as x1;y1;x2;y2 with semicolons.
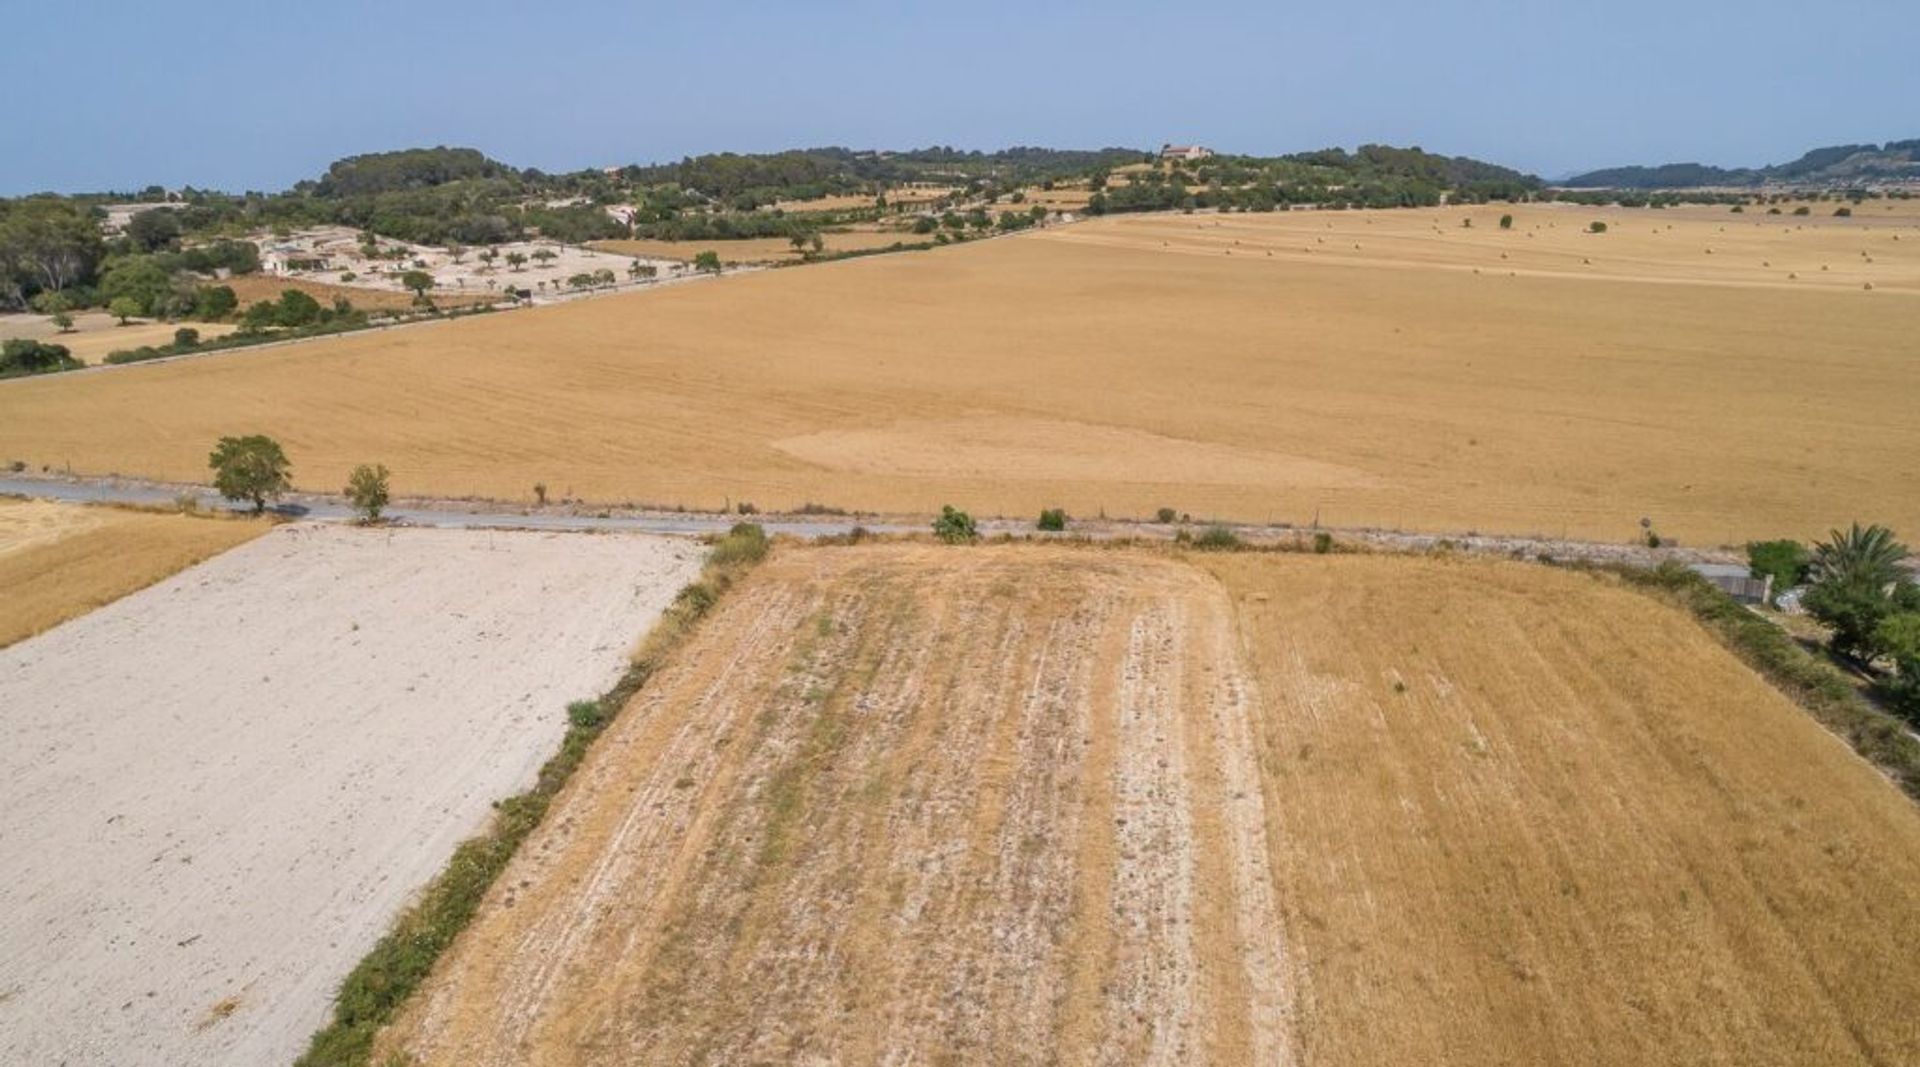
1607;561;1920;802
294;524;770;1067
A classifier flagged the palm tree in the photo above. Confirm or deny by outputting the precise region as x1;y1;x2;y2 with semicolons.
1812;523;1910;592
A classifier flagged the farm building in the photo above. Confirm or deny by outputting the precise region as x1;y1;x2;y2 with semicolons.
1689;562;1772;605
1160;144;1215;162
263;246;333;274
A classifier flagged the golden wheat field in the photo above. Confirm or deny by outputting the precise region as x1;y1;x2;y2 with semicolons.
3;203;1917;543
0;499;266;647
375;544;1920;1066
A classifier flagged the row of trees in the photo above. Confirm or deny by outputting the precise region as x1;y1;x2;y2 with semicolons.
208;435;389;522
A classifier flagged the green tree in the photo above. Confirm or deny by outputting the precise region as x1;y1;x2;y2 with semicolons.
400;270;434;300
1876;613;1920;717
275;289;323;327
1037;508;1067;532
1587;221;1608;234
693;250;722;274
933;505;978;543
194;284;238;320
173;327;199;348
50;310;74;333
208;434;292;512
505;252;528;271
1499;213;1514;229
344;463;391;522
531;248;557;268
126;208;183;252
108;296;142;324
1805;523;1914;661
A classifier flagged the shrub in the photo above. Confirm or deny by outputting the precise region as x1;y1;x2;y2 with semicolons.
933;505;978;543
1834;206;1852;217
1746;539;1809;602
0;338;79;377
1877;613;1920;720
708;522;769;567
344;463;391;522
1498;214;1513;230
1192;525;1241;550
1792;205;1811;216
1037;508;1067;532
566;699;604;729
1155;507;1178;524
735;500;758;515
1313;531;1334;554
1587;221;1608;234
173;327;200;348
693;250;723;274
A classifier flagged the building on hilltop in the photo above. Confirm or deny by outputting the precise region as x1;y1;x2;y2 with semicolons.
1160;144;1214;163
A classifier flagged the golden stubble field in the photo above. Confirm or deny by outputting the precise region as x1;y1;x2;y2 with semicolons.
0;498;266;647
377;544;1920;1066
2;202;1916;544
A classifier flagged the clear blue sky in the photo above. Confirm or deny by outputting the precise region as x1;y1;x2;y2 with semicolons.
7;0;1915;194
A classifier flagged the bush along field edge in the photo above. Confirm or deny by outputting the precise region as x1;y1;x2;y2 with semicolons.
294;522;771;1067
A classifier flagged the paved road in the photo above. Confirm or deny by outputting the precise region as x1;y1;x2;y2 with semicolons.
0;476;905;539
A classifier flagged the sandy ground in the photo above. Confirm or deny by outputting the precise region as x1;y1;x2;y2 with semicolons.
377;544;1920;1065
0;499;266;647
0;524;703;1067
0;312;239;364
2;205;1916;544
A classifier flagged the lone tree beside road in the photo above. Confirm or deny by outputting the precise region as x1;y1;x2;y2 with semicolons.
208;434;292;513
344;463;391;522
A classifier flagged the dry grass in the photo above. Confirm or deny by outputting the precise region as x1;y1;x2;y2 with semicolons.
0;498;266;647
2;205;1915;543
0;311;239;365
372;545;1920;1065
1201;552;1920;1066
222;274;495;311
587;228;924;264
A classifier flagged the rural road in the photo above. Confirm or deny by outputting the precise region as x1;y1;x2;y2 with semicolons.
0;475;904;538
0;473;1738;567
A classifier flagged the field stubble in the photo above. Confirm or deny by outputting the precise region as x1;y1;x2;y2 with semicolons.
2;204;1916;543
380;544;1920;1066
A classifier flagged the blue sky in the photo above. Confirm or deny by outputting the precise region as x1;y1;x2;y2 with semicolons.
6;0;1915;194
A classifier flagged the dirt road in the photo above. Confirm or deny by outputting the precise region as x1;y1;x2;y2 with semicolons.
0;525;702;1067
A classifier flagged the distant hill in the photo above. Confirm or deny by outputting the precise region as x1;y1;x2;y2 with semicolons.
1564;140;1920;188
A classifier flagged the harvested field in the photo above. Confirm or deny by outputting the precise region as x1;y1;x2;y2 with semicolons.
0;498;264;647
222;274;496;311
381;544;1291;1065
377;545;1920;1066
586;229;923;264
0;524;703;1067
0;311;238;364
1204;553;1920;1066
4;206;1917;543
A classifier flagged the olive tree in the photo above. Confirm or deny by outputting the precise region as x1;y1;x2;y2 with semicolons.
208;434;292;513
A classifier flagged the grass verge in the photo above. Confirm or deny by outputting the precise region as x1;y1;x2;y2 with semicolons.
1614;560;1920;801
294;522;771;1067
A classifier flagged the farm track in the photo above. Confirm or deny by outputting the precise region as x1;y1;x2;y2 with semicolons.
381;544;1920;1066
